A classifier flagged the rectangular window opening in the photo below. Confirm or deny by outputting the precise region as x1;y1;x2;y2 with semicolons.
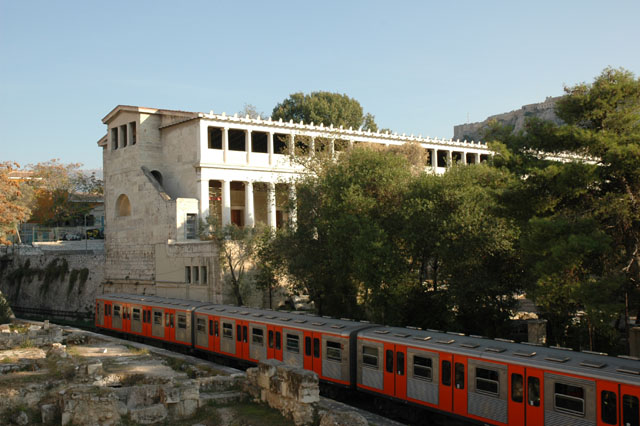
130;122;136;145
362;346;378;369
228;129;246;151
511;373;523;403
201;266;207;284
177;314;187;329
120;124;127;148
111;127;118;150
528;377;540;407
601;390;617;425
196;318;206;334
442;361;451;386
223;322;232;339
454;362;464;389
251;131;268;153
286;334;300;353
208;127;223;149
185;266;191;283
186;214;197;239
274;133;288;154
397;352;405;376
326;341;342;362
413;356;432;381
386;349;394;373
252;328;264;346
476;367;499;396
153;311;162;325
193;266;199;284
554;382;585;416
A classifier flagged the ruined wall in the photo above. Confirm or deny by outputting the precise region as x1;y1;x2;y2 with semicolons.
0;246;104;315
453;96;563;142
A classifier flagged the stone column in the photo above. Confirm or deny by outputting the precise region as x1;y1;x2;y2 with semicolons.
198;176;210;221
432;149;437;171
289;134;295;156
329;138;335;156
245;181;255;228
268;132;274;165
446;150;452;168
309;137;315;158
349;139;354;149
246;130;252;164
221;180;231;226
475;153;481;164
462;151;467;165
289;184;297;226
223;127;229;163
267;183;277;229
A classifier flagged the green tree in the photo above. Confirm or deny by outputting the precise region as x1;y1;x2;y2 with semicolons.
272;91;381;131
0;162;30;244
487;67;640;352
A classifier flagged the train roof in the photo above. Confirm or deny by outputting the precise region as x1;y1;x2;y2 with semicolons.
359;325;640;386
97;293;213;310
196;304;371;337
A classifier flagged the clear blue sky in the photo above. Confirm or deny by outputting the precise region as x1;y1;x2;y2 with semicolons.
1;0;639;170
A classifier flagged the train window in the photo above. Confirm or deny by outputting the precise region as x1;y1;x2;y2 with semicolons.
326;341;342;362
177;315;187;329
196;318;206;334
268;330;274;348
313;338;320;358
286;334;300;353
528;377;540;406
623;395;639;426
154;311;162;325
132;308;141;322
511;373;523;403
601;390;617;424
305;337;311;356
215;321;219;337
222;323;233;339
237;325;242;342
442;361;451;386
106;305;111;316
169;314;174;327
276;332;281;350
165;313;170;327
413;356;432;381
397;352;405;376
386;350;394;373
363;346;378;369
252;328;264;346
209;320;213;336
476;367;499;396
243;326;247;343
554;382;584;416
114;305;121;318
455;363;464;389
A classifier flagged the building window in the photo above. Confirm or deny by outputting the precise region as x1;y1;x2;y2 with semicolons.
120;124;127;148
193;266;199;283
201;266;207;284
111;127;118;150
228;129;246;151
274;133;288;154
129;121;136;145
252;131;268;153
362;346;378;369
186;214;197;239
208;127;223;149
185;266;191;283
116;194;131;217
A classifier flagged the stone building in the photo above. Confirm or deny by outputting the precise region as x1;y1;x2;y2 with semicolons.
98;105;492;303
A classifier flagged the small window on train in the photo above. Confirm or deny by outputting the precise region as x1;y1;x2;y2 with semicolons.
169;314;174;327
208;320;213;336
413;356;432;381
214;321;219;337
237;325;242;342
528;377;540;406
165;314;170;327
114;305;121;318
511;373;523;403
252;328;264;346
153;311;162;325
397;352;405;376
132;308;141;321
305;337;311;356
196;318;206;334
476;367;499;396
222;323;233;339
455;363;464;389
623;394;639;426
269;330;274;348
313;338;320;358
362;346;378;369
554;382;585;416
177;314;187;329
386;350;394;373
442;361;451;386
601;390;617;425
286;334;300;353
276;332;281;350
326;341;342;362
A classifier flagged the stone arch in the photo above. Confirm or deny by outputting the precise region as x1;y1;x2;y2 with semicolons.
151;170;163;186
116;194;131;217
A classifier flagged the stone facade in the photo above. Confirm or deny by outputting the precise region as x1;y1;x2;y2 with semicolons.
453;96;563;142
99;105;493;304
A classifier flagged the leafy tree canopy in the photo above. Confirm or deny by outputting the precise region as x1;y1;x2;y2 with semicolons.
0;162;30;244
271;91;381;131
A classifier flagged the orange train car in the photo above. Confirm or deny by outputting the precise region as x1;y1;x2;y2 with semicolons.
96;294;640;425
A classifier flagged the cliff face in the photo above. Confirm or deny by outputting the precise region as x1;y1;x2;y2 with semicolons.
453;96;564;142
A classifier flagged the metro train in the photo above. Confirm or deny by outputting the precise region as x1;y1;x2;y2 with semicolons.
95;293;640;426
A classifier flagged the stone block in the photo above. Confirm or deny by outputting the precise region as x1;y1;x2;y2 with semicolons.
87;362;103;376
182;398;198;417
319;410;368;426
129;404;168;424
160;386;181;404
40;404;58;424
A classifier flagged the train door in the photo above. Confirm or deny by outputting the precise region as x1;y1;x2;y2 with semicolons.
452;355;467;417
104;302;112;329
621;384;640;426
122;304;131;333
235;320;249;360
383;342;395;397
207;316;217;352
439;352;453;413
597;380;619;426
311;333;322;376
267;325;283;361
395;345;407;400
508;364;525;425
164;309;175;343
143;307;152;336
525;367;544;426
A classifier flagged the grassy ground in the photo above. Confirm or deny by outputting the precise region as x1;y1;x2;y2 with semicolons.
165;401;296;426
